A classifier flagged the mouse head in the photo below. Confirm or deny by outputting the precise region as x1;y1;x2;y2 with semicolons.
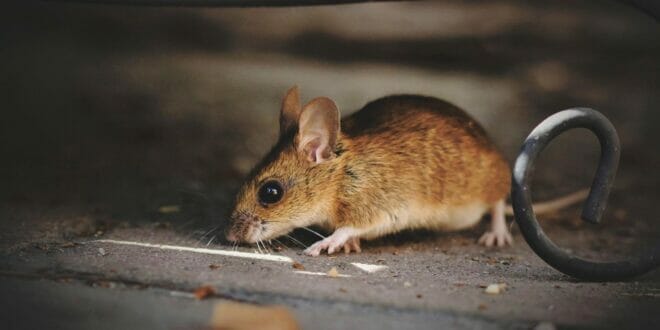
226;86;342;244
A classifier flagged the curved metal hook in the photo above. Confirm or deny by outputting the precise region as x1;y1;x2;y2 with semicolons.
511;108;659;281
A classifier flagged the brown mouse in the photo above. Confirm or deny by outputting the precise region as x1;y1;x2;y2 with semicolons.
225;86;586;256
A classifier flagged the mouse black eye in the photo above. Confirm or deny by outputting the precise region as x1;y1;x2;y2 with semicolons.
258;180;284;205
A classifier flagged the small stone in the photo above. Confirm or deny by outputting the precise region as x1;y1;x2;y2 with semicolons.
209;264;222;270
98;248;107;256
404;281;412;288
484;283;506;294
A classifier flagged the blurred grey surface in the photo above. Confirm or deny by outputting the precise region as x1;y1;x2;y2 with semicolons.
1;1;659;329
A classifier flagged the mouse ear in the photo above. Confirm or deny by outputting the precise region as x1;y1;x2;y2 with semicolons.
280;85;302;135
296;97;340;164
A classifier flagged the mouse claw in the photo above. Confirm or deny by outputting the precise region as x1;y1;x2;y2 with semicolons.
303;241;325;256
342;237;361;254
303;229;361;256
478;230;513;248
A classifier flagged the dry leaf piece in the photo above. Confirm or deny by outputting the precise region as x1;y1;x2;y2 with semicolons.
212;302;299;330
194;285;216;300
327;267;339;277
292;262;305;270
209;264;222;270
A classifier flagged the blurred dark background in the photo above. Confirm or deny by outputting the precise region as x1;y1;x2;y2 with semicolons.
0;0;658;251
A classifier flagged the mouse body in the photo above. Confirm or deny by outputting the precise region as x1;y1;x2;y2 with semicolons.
226;86;513;255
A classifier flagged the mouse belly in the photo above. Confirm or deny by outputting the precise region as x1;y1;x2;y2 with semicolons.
360;200;490;240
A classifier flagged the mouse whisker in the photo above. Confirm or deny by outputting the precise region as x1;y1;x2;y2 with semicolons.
300;226;326;239
256;232;272;254
255;240;264;254
199;225;220;242
206;235;216;246
262;240;272;254
272;238;287;250
284;234;308;249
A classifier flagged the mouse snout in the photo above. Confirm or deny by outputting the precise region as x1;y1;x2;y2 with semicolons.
226;211;261;243
225;229;238;243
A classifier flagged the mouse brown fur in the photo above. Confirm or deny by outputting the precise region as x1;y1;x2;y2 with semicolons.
226;86;513;255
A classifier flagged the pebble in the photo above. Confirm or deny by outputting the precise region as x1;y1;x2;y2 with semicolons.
484;283;507;294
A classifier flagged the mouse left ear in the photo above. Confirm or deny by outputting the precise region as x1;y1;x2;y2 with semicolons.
280;86;302;135
296;97;340;164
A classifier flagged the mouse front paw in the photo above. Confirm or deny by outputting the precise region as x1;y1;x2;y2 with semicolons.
303;227;363;256
304;239;332;257
303;234;361;256
478;229;513;247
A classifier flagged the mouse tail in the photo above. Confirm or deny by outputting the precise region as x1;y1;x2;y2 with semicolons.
505;189;589;216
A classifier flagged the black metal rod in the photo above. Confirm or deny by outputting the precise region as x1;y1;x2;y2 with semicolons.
44;0;401;7
511;108;659;281
41;0;660;19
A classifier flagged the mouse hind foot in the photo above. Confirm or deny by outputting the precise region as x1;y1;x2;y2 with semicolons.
343;237;361;254
478;199;513;247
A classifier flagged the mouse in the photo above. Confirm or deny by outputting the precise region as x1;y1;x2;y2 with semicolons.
225;86;587;256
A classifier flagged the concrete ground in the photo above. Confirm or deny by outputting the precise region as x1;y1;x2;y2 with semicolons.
1;1;659;329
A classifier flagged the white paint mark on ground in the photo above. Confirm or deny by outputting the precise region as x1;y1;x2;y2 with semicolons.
93;239;293;263
293;270;352;278
169;291;196;299
351;262;388;273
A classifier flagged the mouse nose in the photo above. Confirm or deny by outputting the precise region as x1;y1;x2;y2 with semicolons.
225;230;238;243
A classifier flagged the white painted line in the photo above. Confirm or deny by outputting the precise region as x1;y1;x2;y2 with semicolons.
293;270;352;278
93;239;293;263
351;262;388;273
169;291;196;299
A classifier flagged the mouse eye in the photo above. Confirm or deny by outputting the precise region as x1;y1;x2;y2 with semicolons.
258;180;284;205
